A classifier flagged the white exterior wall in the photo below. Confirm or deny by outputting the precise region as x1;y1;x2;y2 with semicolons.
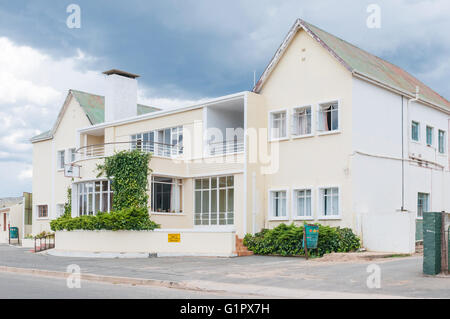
104;74;138;122
352;77;450;252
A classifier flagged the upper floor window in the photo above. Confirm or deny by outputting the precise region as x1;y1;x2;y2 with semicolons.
270;110;287;139
438;130;446;154
411;121;420;141
38;205;48;218
151;176;183;213
318;101;339;132
269;190;287;219
319;187;339;218
57;150;65;169
131;126;183;157
292;106;312;136
68;148;76;163
426;126;433;146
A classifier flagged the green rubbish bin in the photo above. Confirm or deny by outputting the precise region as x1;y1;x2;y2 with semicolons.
423;213;441;275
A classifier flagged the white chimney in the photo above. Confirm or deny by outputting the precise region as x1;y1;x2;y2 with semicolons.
103;69;139;122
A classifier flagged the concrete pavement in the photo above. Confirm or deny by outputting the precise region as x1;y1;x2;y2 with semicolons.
0;244;448;298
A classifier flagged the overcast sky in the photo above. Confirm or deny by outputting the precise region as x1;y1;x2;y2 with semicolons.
0;0;449;197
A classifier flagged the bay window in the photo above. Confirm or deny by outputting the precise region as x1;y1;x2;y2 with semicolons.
77;180;113;216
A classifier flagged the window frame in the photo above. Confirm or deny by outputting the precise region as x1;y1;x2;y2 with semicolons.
150;175;184;214
37;205;48;219
292;105;314;138
411;121;420;142
438;129;446;154
425;126;434;146
317;186;341;220
292;188;314;220
268;188;289;221
317;100;340;135
193;175;235;227
131;126;183;158
268;109;289;141
417;192;429;219
57;150;65;170
74;180;113;217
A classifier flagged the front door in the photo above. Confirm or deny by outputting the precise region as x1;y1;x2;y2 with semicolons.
3;213;6;231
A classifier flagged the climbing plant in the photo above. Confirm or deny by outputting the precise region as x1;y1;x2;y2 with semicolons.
62;186;72;218
96;150;152;210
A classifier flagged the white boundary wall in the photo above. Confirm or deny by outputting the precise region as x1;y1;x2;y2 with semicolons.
55;229;236;257
360;212;416;253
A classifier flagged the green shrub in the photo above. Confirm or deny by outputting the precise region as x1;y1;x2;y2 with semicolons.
243;223;360;257
96;150;152;210
50;207;160;231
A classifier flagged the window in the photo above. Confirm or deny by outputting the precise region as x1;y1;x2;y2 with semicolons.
270;111;287;139
319;187;339;217
57;150;65;169
151;176;183;213
318;102;339;132
417;193;429;218
411;121;420;141
194;176;234;226
293;189;312;218
38;205;48;218
269;190;287;219
56;204;65;217
131;126;183;157
292;106;312;136
426;126;433;146
77;180;113;216
438;130;446;154
68;148;76;163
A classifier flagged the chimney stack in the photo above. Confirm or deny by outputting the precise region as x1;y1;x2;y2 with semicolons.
103;69;140;122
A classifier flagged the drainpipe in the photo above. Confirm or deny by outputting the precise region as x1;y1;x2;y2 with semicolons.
401;86;419;211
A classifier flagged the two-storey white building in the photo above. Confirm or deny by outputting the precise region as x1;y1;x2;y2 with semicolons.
31;19;449;254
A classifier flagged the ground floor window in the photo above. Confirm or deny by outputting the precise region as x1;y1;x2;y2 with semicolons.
293;189;312;218
319;187;339;217
77;180;113;216
269;190;287;219
151;176;183;213
38;205;48;218
417;193;429;218
194;176;234;226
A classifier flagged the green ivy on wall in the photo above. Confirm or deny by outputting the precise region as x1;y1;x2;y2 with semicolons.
96;150;152;210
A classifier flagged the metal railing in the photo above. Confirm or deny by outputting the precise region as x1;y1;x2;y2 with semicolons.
34;234;55;252
207;139;244;156
75;141;183;160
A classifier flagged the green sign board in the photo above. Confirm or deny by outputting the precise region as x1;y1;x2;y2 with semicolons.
9;227;18;239
303;225;319;249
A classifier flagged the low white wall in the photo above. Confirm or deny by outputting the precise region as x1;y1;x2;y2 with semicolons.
55;229;236;257
361;212;416;253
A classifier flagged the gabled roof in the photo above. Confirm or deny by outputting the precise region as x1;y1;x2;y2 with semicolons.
254;19;450;112
31;90;161;142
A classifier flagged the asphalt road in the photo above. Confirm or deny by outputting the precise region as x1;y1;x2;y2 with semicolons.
0;271;253;299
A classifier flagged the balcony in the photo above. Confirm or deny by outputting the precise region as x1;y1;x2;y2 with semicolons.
75;141;183;161
207;139;244;156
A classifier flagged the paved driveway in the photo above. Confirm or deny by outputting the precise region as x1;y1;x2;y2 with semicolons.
0;245;448;298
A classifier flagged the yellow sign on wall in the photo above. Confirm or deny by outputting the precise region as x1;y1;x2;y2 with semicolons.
168;233;181;243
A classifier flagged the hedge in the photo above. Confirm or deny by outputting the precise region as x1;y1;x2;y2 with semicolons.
243;223;360;257
50;207;160;231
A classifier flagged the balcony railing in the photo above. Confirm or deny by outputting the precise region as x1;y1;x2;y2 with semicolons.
76;141;183;161
207;139;244;156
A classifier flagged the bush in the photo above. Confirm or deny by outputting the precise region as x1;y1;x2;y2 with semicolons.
243;223;360;257
50;207;160;231
34;231;54;239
